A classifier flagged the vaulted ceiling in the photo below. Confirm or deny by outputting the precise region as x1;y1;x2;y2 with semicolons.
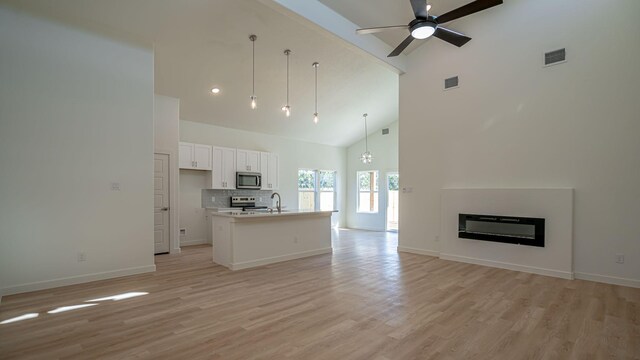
1;0;400;147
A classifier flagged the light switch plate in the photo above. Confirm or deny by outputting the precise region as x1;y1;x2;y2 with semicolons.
110;182;121;191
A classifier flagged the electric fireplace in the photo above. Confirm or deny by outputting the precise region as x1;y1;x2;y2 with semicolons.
458;213;545;247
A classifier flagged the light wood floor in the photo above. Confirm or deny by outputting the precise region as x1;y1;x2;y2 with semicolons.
1;229;638;359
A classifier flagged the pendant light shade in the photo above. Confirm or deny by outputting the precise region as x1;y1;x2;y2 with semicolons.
360;113;373;164
282;49;291;117
312;62;319;124
249;35;257;110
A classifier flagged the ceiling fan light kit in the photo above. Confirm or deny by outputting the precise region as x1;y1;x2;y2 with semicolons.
356;0;503;57
410;19;436;39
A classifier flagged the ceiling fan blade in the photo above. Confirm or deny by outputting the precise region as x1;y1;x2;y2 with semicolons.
409;0;428;18
436;0;503;24
356;25;408;35
434;27;472;47
388;35;415;57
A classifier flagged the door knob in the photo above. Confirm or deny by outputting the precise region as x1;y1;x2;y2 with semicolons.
161;207;169;211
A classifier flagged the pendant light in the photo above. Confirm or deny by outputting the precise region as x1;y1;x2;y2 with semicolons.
281;49;291;117
249;35;257;109
312;62;319;124
360;113;373;164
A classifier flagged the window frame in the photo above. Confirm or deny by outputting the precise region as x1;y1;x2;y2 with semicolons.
356;170;379;214
298;169;337;211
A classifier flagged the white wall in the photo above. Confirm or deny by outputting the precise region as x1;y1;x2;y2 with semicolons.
0;7;155;295
179;170;209;246
346;121;398;230
179;120;347;238
399;0;640;287
154;94;180;253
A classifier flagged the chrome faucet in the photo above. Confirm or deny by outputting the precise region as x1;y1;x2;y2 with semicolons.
270;192;282;213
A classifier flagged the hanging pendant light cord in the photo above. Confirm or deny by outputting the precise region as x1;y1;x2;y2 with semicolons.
364;114;369;151
252;38;255;96
286;51;290;106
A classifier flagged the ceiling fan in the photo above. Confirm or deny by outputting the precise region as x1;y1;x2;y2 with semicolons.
356;0;503;57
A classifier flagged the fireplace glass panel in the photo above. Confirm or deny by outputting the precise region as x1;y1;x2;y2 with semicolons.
465;220;535;239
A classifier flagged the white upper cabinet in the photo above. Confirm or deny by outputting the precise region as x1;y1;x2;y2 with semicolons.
193;144;212;170
179;142;212;170
207;146;236;189
236;149;260;173
179;143;193;168
260;152;279;190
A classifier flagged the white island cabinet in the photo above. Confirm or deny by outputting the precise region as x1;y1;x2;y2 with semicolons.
210;210;334;270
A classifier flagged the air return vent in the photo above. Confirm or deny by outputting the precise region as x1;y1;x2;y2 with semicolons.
544;48;566;66
382;128;389;135
444;76;459;90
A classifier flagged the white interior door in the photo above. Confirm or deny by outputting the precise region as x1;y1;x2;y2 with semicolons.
154;153;170;254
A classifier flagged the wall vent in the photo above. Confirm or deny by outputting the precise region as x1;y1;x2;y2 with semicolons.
444;76;459;90
382;128;389;135
544;48;566;67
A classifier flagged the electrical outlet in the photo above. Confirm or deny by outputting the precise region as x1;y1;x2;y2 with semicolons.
293;236;299;244
180;228;186;236
435;235;440;242
77;252;87;262
615;254;624;264
211;196;215;203
259;197;263;202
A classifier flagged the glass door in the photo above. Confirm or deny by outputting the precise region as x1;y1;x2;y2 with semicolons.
386;173;399;231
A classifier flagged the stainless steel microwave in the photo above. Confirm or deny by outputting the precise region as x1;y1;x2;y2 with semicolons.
236;172;262;189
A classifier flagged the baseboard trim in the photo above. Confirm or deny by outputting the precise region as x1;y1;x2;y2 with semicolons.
344;226;386;232
180;238;208;247
397;246;440;257
439;253;574;280
0;264;157;297
231;248;333;270
574;272;640;288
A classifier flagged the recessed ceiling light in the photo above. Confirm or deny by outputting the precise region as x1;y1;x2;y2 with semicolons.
211;88;220;94
426;4;432;11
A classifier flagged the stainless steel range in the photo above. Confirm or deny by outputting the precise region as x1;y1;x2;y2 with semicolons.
229;196;268;211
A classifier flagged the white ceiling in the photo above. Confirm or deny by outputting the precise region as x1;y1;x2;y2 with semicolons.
1;0;399;147
318;0;474;54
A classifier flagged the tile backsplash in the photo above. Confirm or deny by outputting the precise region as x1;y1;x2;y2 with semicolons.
201;189;274;208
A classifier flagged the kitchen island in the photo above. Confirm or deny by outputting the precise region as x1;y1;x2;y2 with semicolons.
209;209;335;270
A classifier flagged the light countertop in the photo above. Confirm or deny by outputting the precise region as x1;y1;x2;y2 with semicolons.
208;208;337;219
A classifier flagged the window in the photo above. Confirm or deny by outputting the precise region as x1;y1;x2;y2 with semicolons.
357;170;379;213
298;169;316;211
298;169;337;211
319;171;336;211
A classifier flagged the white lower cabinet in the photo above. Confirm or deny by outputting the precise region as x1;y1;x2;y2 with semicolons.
260;152;279;190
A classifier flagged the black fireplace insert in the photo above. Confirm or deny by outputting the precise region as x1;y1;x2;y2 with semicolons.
458;213;545;247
